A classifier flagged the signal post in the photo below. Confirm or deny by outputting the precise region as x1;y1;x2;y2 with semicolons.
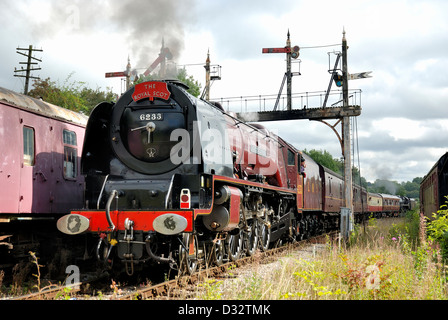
341;29;354;235
238;30;369;239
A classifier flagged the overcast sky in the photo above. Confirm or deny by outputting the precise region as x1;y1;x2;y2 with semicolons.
1;0;447;183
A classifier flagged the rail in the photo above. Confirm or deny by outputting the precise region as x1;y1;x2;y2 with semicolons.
7;232;337;300
118;231;337;300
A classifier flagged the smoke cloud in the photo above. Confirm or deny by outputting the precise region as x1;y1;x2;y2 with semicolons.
27;0;195;70
110;0;195;69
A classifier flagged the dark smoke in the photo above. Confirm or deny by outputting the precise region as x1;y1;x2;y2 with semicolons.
29;0;195;70
111;0;194;69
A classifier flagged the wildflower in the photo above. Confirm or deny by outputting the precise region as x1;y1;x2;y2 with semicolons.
392;237;397;241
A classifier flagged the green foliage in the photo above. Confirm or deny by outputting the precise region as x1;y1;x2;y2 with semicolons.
176;68;202;97
303;149;367;188
367;178;422;198
28;73;116;115
426;198;448;261
303;149;421;198
303;149;343;174
134;68;202;98
389;209;422;248
28;68;201;116
198;279;223;300
291;262;347;298
54;286;74;300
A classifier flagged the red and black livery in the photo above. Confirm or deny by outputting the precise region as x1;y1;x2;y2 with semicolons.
56;80;403;275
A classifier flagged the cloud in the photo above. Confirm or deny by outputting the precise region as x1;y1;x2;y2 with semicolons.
5;0;196;70
1;0;448;184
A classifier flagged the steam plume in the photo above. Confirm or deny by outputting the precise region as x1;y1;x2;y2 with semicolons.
28;0;195;69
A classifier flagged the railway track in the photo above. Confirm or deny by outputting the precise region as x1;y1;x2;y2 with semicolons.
6;231;336;300
4;283;81;300
119;231;335;300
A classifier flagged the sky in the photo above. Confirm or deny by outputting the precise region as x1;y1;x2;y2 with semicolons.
1;0;447;184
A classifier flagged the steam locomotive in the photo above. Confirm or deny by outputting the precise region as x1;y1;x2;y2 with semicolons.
56;80;401;275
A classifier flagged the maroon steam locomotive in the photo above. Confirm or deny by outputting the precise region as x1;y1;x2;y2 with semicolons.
56;80;400;275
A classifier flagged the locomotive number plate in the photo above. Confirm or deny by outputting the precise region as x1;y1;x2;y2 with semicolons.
139;113;163;121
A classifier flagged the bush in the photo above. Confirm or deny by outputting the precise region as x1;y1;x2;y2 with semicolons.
426;198;448;262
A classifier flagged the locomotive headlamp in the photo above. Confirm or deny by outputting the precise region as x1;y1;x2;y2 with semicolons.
180;188;191;209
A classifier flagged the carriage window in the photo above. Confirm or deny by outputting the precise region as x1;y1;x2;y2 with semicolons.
63;130;77;179
63;130;77;146
23;126;35;166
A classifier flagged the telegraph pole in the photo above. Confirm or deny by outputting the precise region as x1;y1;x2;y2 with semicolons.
341;29;354;233
14;45;43;95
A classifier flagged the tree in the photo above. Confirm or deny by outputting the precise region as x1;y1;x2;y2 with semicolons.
412;177;423;184
304;149;423;198
28;73;115;115
134;68;202;97
303;149;343;174
176;68;201;97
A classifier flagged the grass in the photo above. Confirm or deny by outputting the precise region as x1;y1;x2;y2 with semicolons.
195;210;448;300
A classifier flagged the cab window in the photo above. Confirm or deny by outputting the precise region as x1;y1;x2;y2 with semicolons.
287;149;295;166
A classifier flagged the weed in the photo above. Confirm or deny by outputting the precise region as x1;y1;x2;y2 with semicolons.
110;279;122;298
291;262;347;299
427;199;448;262
198;279;223;300
55;286;74;300
29;251;43;291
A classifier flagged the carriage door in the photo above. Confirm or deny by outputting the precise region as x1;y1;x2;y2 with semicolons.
20;111;56;214
19;123;35;213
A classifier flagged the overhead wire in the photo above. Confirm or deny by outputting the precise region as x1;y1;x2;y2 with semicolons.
300;44;340;49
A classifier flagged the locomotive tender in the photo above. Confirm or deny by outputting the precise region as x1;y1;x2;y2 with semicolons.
56;80;401;275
